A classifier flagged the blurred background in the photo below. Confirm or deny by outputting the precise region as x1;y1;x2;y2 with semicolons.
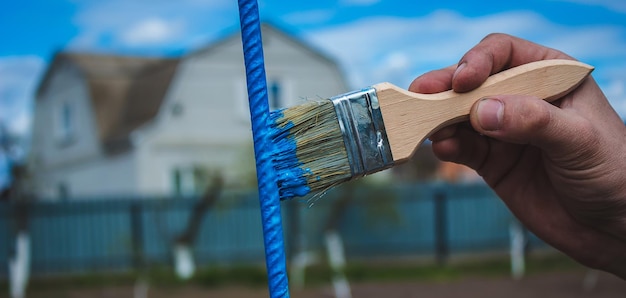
1;0;626;297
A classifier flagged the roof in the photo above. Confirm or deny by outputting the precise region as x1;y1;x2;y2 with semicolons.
35;22;343;156
187;22;344;73
36;52;179;155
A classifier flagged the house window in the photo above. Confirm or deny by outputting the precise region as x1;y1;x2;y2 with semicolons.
56;101;74;144
172;166;208;197
268;79;282;110
171;102;184;117
57;182;69;200
234;78;287;119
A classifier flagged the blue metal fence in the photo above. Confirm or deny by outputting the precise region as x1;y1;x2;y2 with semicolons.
0;183;543;277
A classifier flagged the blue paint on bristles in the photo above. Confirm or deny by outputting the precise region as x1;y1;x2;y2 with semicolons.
268;111;312;199
269;100;352;201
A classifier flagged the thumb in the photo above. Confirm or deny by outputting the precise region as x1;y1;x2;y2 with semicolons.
470;95;594;153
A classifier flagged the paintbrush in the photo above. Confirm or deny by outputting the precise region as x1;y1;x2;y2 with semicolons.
269;59;593;199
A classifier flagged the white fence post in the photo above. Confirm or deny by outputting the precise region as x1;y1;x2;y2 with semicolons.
325;230;352;298
509;220;525;280
9;232;30;298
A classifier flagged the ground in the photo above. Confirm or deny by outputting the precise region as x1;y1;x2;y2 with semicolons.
21;270;626;298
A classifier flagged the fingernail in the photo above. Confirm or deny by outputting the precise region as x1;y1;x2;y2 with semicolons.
453;62;466;80
477;98;503;131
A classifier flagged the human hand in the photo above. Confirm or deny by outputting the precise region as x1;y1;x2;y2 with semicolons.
410;33;626;278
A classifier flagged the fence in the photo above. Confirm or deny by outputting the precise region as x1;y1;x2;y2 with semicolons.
0;182;543;277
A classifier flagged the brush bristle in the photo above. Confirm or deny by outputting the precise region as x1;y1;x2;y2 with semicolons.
269;100;352;200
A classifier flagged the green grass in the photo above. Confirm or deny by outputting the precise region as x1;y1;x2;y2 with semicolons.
303;253;582;285
1;253;584;293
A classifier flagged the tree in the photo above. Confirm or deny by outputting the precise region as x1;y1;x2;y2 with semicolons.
0;123;16;199
1;122;32;298
173;173;224;280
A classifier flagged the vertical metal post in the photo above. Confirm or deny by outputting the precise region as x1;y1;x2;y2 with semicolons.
434;190;448;266
286;201;300;261
130;202;145;269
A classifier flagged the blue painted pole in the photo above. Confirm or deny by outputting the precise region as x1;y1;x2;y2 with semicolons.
237;0;290;297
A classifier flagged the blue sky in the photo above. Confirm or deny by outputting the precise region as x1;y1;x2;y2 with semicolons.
1;0;625;139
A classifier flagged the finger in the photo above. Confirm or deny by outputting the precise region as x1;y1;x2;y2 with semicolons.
408;66;455;94
469;94;598;161
431;125;528;187
428;125;457;142
452;33;573;92
431;125;489;171
412;66;459;144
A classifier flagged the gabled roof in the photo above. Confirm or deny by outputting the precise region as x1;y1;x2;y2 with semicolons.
187;22;343;71
35;22;343;156
36;52;179;155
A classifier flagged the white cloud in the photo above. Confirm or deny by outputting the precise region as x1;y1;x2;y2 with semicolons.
121;18;184;46
282;9;335;25
550;0;626;13
306;10;553;87
68;0;238;52
605;80;624;99
599;63;626;119
545;27;626;60
605;81;626;119
383;52;409;70
0;56;45;135
303;10;626;120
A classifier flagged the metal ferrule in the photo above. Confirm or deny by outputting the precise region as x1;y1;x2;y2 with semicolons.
331;87;394;179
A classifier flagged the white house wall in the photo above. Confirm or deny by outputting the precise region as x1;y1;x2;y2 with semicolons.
38;151;137;199
136;27;349;194
30;63;108;198
134;140;254;195
262;28;349;102
32;64;101;167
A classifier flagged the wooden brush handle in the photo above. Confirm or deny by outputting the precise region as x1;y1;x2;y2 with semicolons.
375;59;594;162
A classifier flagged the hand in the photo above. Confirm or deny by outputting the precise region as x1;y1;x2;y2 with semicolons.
410;33;626;278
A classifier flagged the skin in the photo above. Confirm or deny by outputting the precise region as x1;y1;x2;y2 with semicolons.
409;33;626;278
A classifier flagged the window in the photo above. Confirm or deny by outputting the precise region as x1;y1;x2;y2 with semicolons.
172;166;208;197
234;78;288;119
171;102;184;117
268;79;282;110
56;101;74;144
57;182;69;200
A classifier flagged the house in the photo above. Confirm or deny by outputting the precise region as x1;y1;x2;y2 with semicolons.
28;24;350;199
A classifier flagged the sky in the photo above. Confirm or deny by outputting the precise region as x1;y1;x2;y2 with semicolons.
0;0;625;139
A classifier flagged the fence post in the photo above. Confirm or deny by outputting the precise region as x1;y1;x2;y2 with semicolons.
130;202;145;270
434;189;448;266
509;219;526;280
286;201;300;261
9;200;31;298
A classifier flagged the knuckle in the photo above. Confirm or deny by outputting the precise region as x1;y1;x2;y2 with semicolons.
568;118;599;151
481;32;511;42
517;99;552;132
